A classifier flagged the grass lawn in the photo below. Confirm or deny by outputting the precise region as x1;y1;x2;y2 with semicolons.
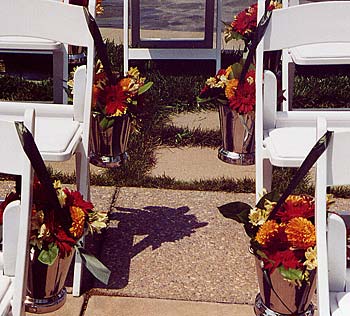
2;42;350;196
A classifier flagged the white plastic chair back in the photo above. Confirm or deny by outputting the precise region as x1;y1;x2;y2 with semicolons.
281;0;350;111
0;109;35;316
255;1;350;197
0;0;95;296
315;116;350;316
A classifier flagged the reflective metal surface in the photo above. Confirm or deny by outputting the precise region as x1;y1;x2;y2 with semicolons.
25;250;74;314
89;113;131;168
254;258;316;315
254;294;314;316
217;104;255;165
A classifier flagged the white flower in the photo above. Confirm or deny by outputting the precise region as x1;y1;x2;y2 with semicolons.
249;207;270;226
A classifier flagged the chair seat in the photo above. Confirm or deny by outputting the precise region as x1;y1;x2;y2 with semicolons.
0;37;62;51
289;43;350;65
264;127;316;167
35;117;81;161
0;276;11;303
330;292;350;316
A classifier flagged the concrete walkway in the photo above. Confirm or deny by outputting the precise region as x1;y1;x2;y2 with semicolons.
23;184;337;316
23;185;259;316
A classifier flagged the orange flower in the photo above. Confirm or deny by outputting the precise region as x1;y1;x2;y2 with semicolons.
255;220;280;246
69;206;86;239
119;78;131;91
285;217;316;249
92;85;103;109
225;79;239;99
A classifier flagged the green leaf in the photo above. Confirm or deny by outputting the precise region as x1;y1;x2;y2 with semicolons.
106;118;115;129
138;82;153;95
99;117;109;129
278;266;303;282
77;247;111;285
38;243;59;266
218;201;252;224
256;249;269;260
231;62;243;79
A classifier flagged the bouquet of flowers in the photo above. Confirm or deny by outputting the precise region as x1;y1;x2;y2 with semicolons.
198;60;255;116
91;61;153;129
0;178;108;267
224;1;282;51
218;191;333;285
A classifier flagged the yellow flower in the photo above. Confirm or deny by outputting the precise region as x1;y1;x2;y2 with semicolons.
327;194;335;209
54;181;67;208
88;211;108;234
255;220;280;246
249;207;270;226
53;180;62;189
225;79;239;99
285;217;316;249
127;67;140;79
264;199;276;214
270;1;282;9
69;206;86;239
304;246;317;270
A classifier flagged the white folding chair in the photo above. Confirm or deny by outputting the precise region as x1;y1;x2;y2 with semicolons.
255;1;350;198
0;0;97;104
0;108;35;316
281;0;350;110
315;116;350;316
1;0;95;296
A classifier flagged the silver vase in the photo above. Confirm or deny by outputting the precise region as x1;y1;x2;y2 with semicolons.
217;104;255;165
89;113;131;168
25;250;74;314
254;258;316;316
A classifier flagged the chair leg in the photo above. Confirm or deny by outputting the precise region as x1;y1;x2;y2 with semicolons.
287;62;295;110
53;46;68;104
72;149;90;297
282;50;296;111
263;159;273;192
72;246;83;297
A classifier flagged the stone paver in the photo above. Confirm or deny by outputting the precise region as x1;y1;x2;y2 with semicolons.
84;296;255;316
151;146;255;181
167;110;220;131
90;188;258;304
27;294;85;316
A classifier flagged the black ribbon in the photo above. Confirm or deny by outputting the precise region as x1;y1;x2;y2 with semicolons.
15;122;62;212
268;130;333;219
84;8;115;84
239;0;273;84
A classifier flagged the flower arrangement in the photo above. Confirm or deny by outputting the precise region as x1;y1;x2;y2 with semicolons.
0;178;108;266
198;1;284;116
198;61;255;115
218;191;333;285
224;1;282;51
91;61;153;129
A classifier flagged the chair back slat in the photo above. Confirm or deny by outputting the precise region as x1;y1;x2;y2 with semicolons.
264;2;350;51
1;0;93;47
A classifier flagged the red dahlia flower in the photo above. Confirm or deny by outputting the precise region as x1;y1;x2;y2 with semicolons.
105;84;128;116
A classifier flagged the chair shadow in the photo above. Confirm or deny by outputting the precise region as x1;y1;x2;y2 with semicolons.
85;204;208;290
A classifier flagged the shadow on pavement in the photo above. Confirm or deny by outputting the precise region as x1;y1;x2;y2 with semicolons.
83;203;208;290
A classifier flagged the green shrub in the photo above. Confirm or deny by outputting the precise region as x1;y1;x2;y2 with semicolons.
0;75;52;101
